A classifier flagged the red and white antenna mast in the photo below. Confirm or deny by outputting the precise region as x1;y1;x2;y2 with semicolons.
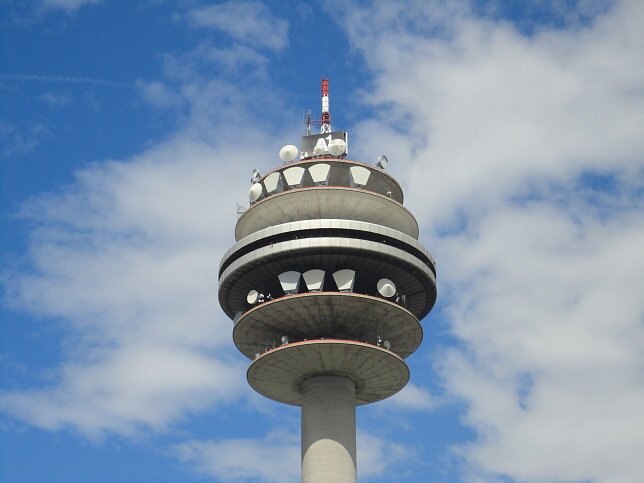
321;78;331;133
301;79;348;160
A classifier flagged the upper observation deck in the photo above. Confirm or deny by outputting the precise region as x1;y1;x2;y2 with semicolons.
236;158;419;240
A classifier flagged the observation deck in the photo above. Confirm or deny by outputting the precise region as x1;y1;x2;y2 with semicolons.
218;156;437;406
235;158;418;240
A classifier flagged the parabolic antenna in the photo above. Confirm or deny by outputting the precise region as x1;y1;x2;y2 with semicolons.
313;138;328;155
376;155;389;170
278;271;301;295
249;183;263;202
247;290;259;304
303;269;325;292
377;278;396;298
308;163;330;185
283;166;305;188
263;171;283;194
333;269;355;292
279;145;298;162
328;138;346;156
349;165;370;188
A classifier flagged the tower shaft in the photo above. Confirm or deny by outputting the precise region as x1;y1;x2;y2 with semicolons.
301;376;356;483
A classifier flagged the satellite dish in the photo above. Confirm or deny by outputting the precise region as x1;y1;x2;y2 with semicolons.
283;166;305;188
313;138;328;155
247;290;259;304
376;155;388;169
377;278;396;298
328;139;346;156
303;269;325;292
333;269;355;292
263;172;283;194
308;164;330;186
251;169;262;183
249;182;263;202
383;340;391;350
349;166;370;188
279;145;298;162
278;271;301;295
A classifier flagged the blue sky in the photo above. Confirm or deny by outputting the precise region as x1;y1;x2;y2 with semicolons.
1;1;643;482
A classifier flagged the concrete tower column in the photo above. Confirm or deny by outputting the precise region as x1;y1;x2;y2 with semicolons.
301;375;357;483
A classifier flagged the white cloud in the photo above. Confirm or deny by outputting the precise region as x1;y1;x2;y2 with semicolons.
186;1;289;52
0;121;50;156
40;92;71;108
196;42;270;78
438;198;644;482
0;137;253;438
0;66;297;437
385;382;442;411
135;80;184;110
172;431;300;483
1;345;244;439
340;0;644;228
335;0;644;481
357;430;415;480
41;0;100;14
0;23;306;439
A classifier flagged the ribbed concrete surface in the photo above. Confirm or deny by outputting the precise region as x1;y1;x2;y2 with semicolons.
236;187;419;240
233;292;422;359
218;234;437;321
301;376;356;483
247;340;409;406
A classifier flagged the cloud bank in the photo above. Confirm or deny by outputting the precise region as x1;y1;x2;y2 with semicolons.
0;29;293;439
338;0;644;481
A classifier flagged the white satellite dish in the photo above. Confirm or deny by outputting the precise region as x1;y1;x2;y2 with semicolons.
303;269;325;292
278;271;301;295
247;290;259;304
313;138;328;155
249;182;263;202
349;166;370;188
283;166;305;188
376;155;388;169
251;169;262;183
263;171;283;194
279;145;298;162
377;278;396;298
333;269;355;292
308;164;330;186
328;138;346;156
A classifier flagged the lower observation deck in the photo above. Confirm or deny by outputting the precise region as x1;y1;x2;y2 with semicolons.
247;339;410;406
233;292;422;359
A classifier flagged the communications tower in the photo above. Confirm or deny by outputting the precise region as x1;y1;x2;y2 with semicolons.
218;80;437;483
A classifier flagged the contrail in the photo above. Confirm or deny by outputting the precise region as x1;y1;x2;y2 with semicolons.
0;73;130;88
